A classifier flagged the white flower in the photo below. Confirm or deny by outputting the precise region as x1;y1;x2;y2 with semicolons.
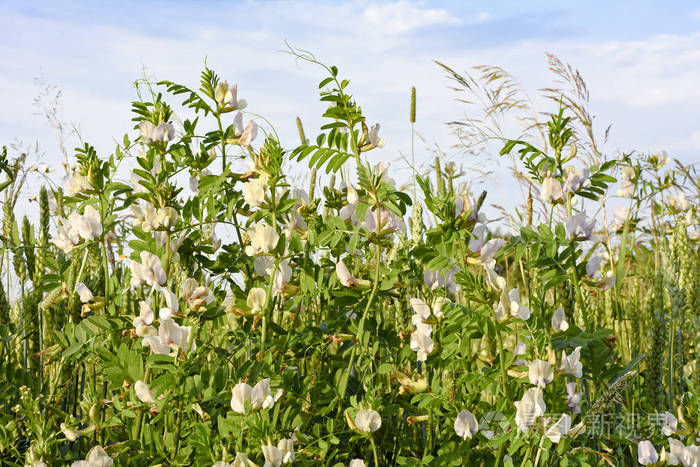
134;380;155;404
662;411;678;436
367;124;385;148
230;379;279;414
617;180;635;198
182;279;214;310
247;287;267;314
261;445;283;467
130;251;167;290
566;382;582;413
74;205;103;241
514;388;546;431
245;223;279;256
514;340;527;356
355;408;381;433
277;438;295;464
75;283;93;303
423;267;459;294
560;347;583;378
668;439;699;466
528;360;554;388
159;288;179;320
139;121;175;146
349;460;366;467
409;297;446;323
362;207;405;234
142;318;195;355
230;382;253;414
541;177;563;203
214;81;246;110
468;223;488;252
233;113;258;147
484;265;506;291
565;213;595;240
64;171;89;196
563;167;590;194
480;238;506;268
156;206;178;229
133;301;155;336
52;216;81;254
544;414;571;443
70;446;113;467
638;440;658;466
410;323;434;362
495;288;530;321
586;255;604;279
454;409;479;440
552;307;569;332
242;175;269;209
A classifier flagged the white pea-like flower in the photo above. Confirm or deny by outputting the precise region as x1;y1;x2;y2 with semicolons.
662;411;678;436
354;409;382;433
245;223;279;256
349;460;366;467
565;213;595;240
130;251;167;291
70;445;113;467
544;414;571;443
233;113;258;147
637;440;658;466
277;438;295;464
214;81;246;111
560;347;583;378
247;287;267;314
139;120;175;146
454;409;479;440
541;177;563;203
134;380;155;404
528;360;553;388
514;388;546;432
367;124;385;148
75;282;93;303
552;307;569;332
261;445;283;467
242;175;269;209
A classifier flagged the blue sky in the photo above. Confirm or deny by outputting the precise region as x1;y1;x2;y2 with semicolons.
1;0;699;217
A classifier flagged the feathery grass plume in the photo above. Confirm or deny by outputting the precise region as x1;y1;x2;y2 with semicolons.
410;87;416;124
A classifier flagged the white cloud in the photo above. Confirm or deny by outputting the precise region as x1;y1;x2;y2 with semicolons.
362;1;460;35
